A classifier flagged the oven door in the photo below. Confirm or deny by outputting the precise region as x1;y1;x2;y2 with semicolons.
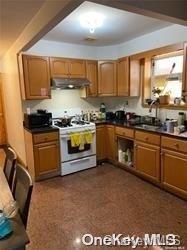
60;130;96;162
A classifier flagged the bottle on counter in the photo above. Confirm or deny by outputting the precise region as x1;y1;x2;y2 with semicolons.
87;110;91;122
98;111;103;121
100;103;106;120
178;112;185;126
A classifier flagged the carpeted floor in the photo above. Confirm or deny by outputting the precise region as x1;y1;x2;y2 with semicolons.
27;163;187;250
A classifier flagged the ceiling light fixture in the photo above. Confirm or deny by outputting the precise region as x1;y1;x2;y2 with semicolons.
79;12;105;34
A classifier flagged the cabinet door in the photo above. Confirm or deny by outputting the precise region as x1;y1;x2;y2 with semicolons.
34;141;60;177
117;57;129;96
98;61;117;96
86;60;98;97
134;141;160;182
69;59;86;78
96;125;106;161
106;125;116;161
161;149;187;199
50;57;69;77
22;55;51;99
129;57;140;96
182;43;187;96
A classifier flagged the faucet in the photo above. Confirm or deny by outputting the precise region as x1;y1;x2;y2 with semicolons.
149;99;160;125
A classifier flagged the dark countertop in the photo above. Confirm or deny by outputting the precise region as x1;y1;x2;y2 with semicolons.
24;126;59;134
95;120;187;140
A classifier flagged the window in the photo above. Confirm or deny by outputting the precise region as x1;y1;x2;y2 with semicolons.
151;51;183;102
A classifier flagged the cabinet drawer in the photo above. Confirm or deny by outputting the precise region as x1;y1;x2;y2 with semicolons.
135;131;160;145
115;126;134;138
33;132;58;144
161;136;187;153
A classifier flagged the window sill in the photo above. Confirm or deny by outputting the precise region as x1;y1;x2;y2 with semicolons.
142;103;187;110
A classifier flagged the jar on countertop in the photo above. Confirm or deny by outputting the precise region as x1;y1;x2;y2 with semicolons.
178;112;185;126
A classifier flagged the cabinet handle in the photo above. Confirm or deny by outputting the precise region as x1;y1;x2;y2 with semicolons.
145;137;148;141
134;144;137;148
174;143;179;147
160;152;164;156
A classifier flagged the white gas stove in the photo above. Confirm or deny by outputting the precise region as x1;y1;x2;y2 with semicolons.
52;119;96;176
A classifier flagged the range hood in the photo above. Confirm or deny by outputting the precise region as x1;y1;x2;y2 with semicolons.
51;77;91;90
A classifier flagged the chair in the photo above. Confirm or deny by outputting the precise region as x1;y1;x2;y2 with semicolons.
12;164;33;228
3;147;17;189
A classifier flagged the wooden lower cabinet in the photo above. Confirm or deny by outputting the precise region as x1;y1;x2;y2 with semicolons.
34;141;60;177
161;149;187;199
105;125;116;161
134;141;160;182
24;130;60;181
96;125;106;161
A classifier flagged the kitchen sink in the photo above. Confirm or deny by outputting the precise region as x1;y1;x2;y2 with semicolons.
135;124;161;131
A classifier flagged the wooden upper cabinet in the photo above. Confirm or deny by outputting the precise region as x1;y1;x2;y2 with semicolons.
182;43;187;96
86;60;98;97
50;58;69;77
129;57;141;96
69;59;86;78
142;57;152;104
21;55;51;100
117;57;129;96
50;58;86;78
98;61;117;96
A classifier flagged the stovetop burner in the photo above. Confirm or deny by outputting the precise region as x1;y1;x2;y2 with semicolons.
54;121;72;128
71;120;90;125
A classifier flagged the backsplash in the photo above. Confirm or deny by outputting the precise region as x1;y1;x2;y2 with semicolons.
22;90;187;121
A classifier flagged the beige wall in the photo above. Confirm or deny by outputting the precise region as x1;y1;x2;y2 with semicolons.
1;0;77;164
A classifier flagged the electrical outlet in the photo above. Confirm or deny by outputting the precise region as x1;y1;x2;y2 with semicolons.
124;101;128;106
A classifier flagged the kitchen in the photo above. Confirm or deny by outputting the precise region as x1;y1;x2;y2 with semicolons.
0;0;187;249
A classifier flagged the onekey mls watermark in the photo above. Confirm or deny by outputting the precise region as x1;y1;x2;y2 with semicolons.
80;233;185;249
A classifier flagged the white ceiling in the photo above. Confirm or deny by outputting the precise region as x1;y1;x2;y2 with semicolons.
0;0;45;58
43;1;172;47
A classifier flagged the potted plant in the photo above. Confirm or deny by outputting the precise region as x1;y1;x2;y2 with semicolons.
159;91;171;105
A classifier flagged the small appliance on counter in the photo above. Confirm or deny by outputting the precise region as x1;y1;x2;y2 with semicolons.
115;110;126;121
126;112;135;121
106;112;115;121
128;115;142;125
23;110;52;129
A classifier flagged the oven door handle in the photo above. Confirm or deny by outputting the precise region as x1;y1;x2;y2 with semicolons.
69;157;91;164
60;131;95;138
